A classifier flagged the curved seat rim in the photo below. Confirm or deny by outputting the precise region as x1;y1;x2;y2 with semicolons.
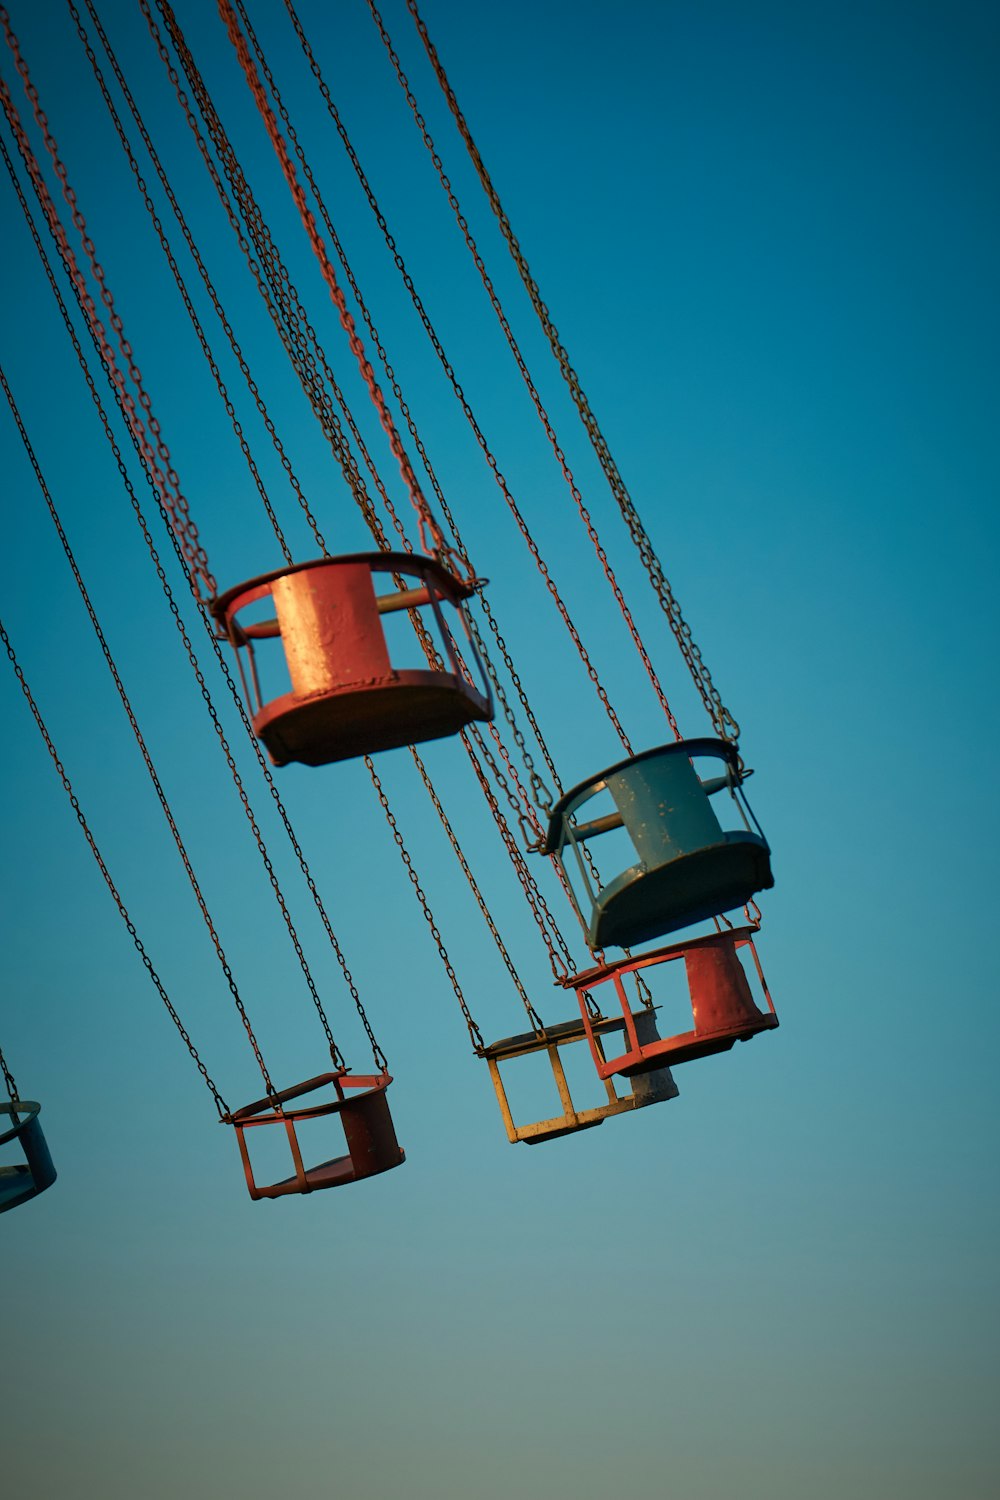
479;1011;635;1060
212;550;475;619
229;1072;392;1126
562;924;760;990
542;738;742;850
0;1099;41;1147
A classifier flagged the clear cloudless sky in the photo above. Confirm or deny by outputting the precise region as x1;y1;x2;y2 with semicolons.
1;2;997;1497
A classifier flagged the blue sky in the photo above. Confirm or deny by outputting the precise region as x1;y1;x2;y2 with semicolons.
1;2;998;1497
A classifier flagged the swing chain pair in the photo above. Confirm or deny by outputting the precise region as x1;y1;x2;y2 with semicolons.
0;617;229;1118
365;757;485;1052
404;0;738;748
465;731;574;983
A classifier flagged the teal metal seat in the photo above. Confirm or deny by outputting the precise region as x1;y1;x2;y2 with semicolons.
0;1100;56;1214
542;739;773;949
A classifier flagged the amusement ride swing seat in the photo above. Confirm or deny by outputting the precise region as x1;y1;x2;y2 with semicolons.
480;1011;679;1144
0;1100;56;1214
227;1070;405;1201
213;552;493;767
542;739;773;949
561;925;778;1079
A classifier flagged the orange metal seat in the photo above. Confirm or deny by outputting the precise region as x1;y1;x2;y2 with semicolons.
228;1071;404;1200
213;552;492;766
562;926;778;1079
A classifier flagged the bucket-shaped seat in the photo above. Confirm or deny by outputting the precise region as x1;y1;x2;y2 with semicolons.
0;1099;56;1214
563;925;778;1078
213;552;492;767
542;739;773;949
228;1071;404;1200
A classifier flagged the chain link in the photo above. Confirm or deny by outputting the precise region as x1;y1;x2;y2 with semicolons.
0;1042;19;1105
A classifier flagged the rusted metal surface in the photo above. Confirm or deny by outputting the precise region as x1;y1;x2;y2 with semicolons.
228;1071;404;1201
542;740;773;948
214;552;492;766
562;926;779;1079
479;1015;678;1145
0;1101;57;1215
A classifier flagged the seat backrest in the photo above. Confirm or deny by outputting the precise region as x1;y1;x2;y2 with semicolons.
606;750;723;866
340;1086;404;1177
272;562;392;696
684;937;762;1033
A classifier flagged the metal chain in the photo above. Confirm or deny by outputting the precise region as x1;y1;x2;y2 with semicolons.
1;361;280;1096
285;0;629;763
0;1042;18;1104
143;0;379;547
241;2;557;811
484;720;544;845
81;0;328;555
407;0;740;747
369;0;678;739
0;9;216;604
409;748;543;1032
147;0;410;563
216;0;453;566
69;0;291;562
464;730;575;981
0;614;228;1115
1;129;386;1072
365;756;484;1051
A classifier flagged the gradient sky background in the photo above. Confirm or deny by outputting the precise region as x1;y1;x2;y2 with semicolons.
1;2;998;1497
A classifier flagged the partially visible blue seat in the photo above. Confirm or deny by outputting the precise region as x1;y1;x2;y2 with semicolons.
542;739;773;949
0;1100;56;1214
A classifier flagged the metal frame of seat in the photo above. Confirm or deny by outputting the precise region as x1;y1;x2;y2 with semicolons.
227;1071;405;1200
0;1100;56;1214
212;552;492;767
479;1012;679;1144
541;739;773;948
561;925;779;1079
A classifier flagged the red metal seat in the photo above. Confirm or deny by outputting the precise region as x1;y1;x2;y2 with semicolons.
228;1071;404;1200
561;926;778;1079
480;1013;679;1144
213;552;492;766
